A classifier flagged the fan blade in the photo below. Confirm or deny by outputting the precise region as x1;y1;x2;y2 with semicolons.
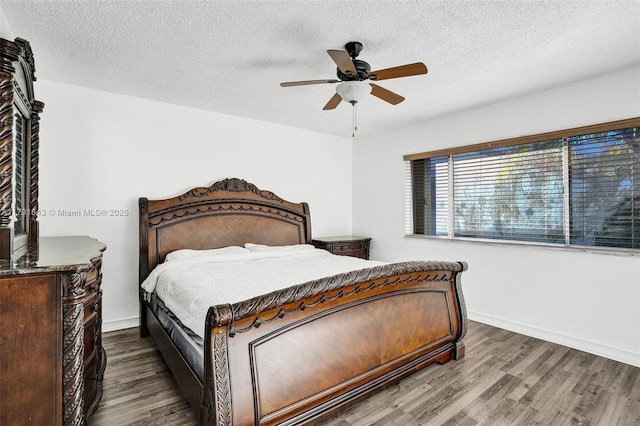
369;83;405;105
327;50;357;76
280;79;339;87
368;62;428;81
323;93;342;110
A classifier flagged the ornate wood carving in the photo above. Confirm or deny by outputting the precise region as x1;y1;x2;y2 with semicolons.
209;261;467;331
139;178;312;291
62;300;85;426
212;330;232;426
178;177;285;203
148;202;304;226
202;305;234;425
84;254;106;421
0;37;43;258
62;271;86;426
0;41;16;235
29;100;44;241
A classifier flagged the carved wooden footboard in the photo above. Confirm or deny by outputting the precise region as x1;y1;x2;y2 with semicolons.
201;261;467;425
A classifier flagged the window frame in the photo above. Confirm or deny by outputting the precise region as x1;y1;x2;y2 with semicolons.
403;117;640;255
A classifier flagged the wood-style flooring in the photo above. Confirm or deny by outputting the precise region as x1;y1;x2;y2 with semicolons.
91;321;640;426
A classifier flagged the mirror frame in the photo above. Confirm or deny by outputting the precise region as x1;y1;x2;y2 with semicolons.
0;38;44;259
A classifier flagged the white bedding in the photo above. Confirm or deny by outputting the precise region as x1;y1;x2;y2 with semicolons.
141;244;385;340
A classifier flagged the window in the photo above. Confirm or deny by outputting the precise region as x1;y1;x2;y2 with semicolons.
404;118;640;251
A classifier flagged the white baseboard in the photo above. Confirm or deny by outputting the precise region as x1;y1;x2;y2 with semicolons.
468;311;640;368
103;316;139;333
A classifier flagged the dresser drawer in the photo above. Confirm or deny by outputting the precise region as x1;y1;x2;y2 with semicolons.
330;242;369;256
83;290;100;321
84;353;98;404
84;257;102;287
84;314;99;361
84;346;106;421
312;236;371;260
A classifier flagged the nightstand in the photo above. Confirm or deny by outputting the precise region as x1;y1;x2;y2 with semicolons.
312;236;371;260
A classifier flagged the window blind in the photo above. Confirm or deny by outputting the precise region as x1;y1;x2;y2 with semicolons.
453;140;564;243
404;118;640;251
569;127;639;248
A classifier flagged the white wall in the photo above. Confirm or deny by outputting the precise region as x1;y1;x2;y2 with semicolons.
353;65;640;367
36;80;353;331
0;4;13;39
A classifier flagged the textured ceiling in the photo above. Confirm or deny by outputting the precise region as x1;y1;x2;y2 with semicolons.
2;1;639;139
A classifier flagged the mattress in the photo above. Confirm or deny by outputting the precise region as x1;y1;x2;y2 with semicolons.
142;244;386;381
141;244;385;341
149;293;205;381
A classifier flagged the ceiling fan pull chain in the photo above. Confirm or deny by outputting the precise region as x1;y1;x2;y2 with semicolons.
352;100;357;138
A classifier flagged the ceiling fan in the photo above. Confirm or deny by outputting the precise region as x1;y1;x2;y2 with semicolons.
280;41;428;111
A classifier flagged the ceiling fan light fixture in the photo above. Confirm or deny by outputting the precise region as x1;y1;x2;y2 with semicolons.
335;81;371;138
279;41;428;137
336;81;371;104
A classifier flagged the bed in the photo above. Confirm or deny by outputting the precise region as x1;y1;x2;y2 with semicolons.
138;177;468;425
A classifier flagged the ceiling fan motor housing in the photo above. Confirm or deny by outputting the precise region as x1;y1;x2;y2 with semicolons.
335;41;371;81
337;59;371;81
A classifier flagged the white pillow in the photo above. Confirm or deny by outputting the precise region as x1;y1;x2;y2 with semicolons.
244;243;316;253
165;245;249;261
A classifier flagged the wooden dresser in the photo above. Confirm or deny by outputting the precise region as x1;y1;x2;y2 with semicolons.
312;236;371;260
0;236;106;426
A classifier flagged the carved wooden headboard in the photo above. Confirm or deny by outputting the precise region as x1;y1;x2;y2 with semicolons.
138;177;312;284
